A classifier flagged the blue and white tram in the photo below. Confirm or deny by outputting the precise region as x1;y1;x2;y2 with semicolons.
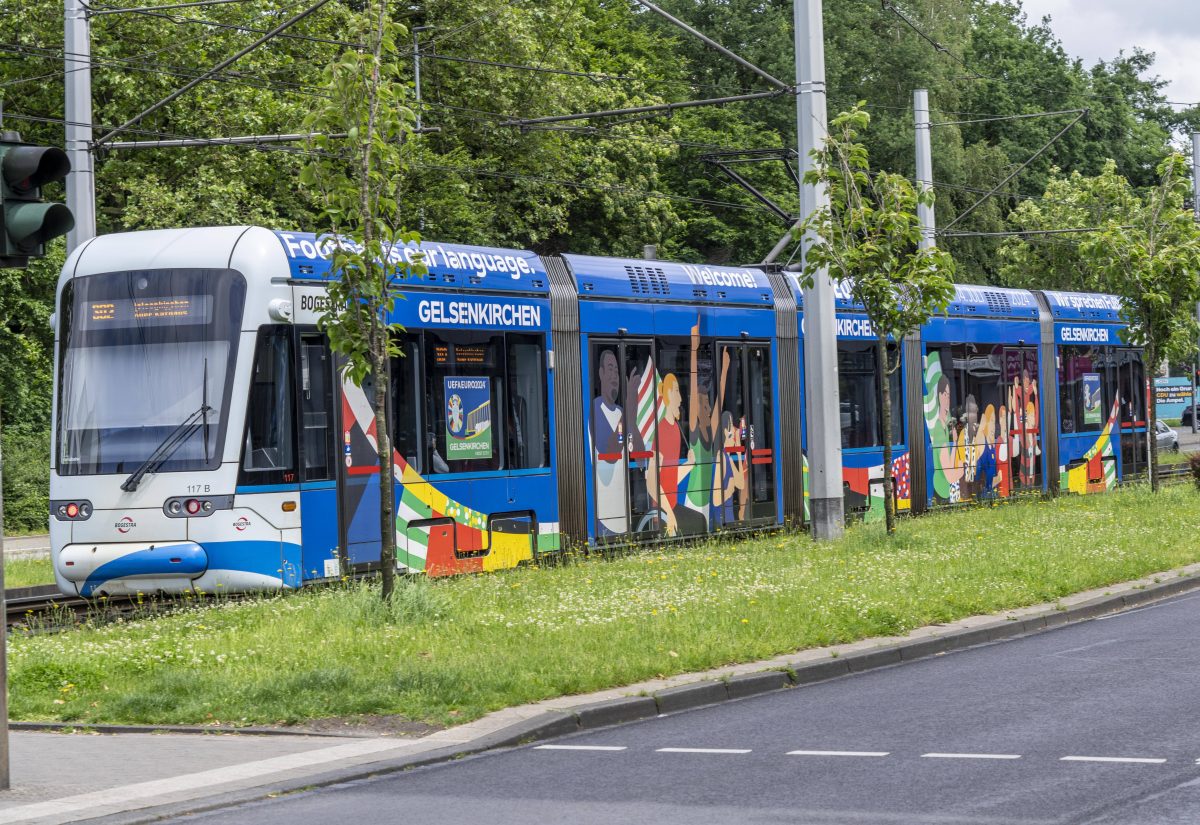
48;225;1153;597
51;227;560;596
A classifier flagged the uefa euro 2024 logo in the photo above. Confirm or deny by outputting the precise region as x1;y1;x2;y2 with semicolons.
448;393;465;435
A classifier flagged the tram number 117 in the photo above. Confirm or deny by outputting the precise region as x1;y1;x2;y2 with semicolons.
186;484;211;494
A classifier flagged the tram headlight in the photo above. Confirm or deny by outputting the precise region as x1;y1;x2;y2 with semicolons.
167;500;183;515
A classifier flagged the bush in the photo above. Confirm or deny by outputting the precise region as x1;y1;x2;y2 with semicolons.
4;424;48;534
1189;452;1200;492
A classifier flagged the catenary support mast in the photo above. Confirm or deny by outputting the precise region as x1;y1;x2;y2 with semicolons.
65;0;96;252
794;0;843;539
914;88;935;250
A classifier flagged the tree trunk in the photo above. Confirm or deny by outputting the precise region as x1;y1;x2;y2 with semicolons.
373;340;396;599
1146;340;1159;494
877;335;896;535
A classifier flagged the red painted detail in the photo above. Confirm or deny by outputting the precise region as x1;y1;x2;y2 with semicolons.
751;457;774;465
724;446;746;455
347;466;381;476
843;465;871;496
751;449;773;457
596;453;622;462
629;451;653;460
170;558;182;563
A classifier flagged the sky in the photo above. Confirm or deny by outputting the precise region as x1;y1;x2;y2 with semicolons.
1013;0;1200;108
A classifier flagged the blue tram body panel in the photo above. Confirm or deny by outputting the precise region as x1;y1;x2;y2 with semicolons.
276;232;560;576
918;285;1046;508
566;255;783;546
1041;291;1144;493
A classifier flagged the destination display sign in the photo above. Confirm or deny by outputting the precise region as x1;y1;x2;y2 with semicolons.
81;295;212;328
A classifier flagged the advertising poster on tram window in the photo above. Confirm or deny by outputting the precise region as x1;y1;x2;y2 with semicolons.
444;376;492;460
1082;373;1102;426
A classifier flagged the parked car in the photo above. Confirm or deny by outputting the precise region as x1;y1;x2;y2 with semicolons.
1180;404;1200;428
1156;419;1180;452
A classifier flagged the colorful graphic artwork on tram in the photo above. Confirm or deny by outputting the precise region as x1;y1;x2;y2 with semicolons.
340;379;558;577
843;451;912;522
589;325;767;541
923;350;1035;504
1059;401;1120;494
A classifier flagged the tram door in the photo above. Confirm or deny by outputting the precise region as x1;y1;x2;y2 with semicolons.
296;331;340;579
1117;349;1148;476
714;342;776;526
589;338;658;541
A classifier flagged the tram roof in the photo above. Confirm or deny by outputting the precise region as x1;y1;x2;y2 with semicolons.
787;272;1040;320
1040;289;1123;323
273;231;550;295
563;254;775;306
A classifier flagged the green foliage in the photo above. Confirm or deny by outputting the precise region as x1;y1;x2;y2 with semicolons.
4;423;50;534
800;103;956;531
300;2;419;598
1001;154;1200;490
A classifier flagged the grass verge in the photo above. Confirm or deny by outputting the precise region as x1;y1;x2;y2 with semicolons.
5;555;54;589
9;483;1200;727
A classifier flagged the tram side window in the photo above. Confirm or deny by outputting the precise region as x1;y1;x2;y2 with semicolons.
240;326;297;485
838;341;903;449
392;335;424;472
424;331;506;473
1058;346;1117;434
299;333;335;482
506;335;549;469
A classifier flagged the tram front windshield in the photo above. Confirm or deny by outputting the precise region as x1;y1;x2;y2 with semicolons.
57;269;246;477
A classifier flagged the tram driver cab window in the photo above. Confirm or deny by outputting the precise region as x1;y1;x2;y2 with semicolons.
240;326;297;485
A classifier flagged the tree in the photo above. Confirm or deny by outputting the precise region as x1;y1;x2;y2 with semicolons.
1078;154;1200;492
299;1;418;598
800;104;956;533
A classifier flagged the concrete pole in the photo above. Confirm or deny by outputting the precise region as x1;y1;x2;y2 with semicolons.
914;88;935;251
795;0;843;539
65;0;96;252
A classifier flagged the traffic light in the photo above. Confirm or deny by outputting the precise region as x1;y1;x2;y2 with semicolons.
0;132;74;269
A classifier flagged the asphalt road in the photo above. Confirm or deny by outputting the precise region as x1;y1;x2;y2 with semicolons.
171;591;1200;825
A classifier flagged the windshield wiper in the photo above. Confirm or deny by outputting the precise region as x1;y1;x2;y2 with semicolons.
120;404;212;492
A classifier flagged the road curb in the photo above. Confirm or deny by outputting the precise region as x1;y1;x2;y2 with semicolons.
68;566;1200;825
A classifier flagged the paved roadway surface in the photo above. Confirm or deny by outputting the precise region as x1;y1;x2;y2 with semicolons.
166;590;1200;825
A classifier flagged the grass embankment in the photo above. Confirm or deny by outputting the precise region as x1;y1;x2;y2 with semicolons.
10;484;1200;727
5;556;53;589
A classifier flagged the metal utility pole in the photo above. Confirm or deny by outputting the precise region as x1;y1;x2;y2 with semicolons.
65;0;96;252
0;413;8;791
914;88;935;250
794;0;843;540
1192;132;1199;432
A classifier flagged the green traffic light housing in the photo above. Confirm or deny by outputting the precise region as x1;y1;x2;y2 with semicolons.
0;134;74;269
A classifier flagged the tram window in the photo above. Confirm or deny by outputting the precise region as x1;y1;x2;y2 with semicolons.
425;331;505;473
506;335;549;469
747;344;776;512
392;335;424;472
298;334;335;482
838;341;902;448
240;326;297;485
1059;345;1118;434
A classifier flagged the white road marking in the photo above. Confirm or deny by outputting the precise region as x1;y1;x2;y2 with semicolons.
534;745;627;751
1053;638;1120;655
787;750;890;757
921;753;1022;760
1061;756;1166;764
656;747;751;754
